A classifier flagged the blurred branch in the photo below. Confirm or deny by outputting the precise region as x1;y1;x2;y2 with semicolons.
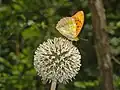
112;56;120;65
88;0;114;90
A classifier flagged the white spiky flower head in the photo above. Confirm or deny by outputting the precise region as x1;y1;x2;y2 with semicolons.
34;37;81;84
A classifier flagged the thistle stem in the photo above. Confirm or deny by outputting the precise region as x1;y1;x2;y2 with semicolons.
50;80;57;90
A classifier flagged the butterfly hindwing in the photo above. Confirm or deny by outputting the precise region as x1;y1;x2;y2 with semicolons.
56;17;77;40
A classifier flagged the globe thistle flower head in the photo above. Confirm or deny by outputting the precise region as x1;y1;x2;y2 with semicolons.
34;37;81;84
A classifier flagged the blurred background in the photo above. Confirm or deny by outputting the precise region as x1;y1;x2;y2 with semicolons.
0;0;120;90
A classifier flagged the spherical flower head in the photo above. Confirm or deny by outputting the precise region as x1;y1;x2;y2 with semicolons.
34;37;81;84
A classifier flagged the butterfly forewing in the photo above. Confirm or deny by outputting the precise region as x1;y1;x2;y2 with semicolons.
72;11;84;37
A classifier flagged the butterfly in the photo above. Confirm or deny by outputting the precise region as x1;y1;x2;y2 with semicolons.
56;11;84;41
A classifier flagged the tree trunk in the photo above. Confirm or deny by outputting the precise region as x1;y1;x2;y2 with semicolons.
88;0;114;90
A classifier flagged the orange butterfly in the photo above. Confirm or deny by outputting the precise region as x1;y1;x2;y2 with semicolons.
56;11;84;41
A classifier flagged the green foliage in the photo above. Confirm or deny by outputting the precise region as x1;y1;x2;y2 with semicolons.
74;80;99;89
0;0;120;90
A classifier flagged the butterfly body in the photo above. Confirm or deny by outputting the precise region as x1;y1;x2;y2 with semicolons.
56;11;84;41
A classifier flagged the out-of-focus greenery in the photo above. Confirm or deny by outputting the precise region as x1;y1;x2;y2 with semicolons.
0;0;120;90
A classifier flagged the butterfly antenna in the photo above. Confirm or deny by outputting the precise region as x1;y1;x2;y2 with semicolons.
79;38;88;42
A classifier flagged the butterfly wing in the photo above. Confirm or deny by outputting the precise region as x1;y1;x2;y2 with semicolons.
72;11;84;37
56;17;77;41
